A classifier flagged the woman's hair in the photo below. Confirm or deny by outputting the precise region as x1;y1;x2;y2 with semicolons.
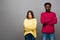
26;10;35;19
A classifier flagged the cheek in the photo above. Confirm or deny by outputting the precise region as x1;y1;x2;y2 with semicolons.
46;8;49;9
45;7;51;9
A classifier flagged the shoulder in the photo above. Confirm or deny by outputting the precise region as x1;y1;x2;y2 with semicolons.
33;18;37;20
24;18;28;21
41;12;46;15
32;18;37;23
32;18;37;22
51;12;56;16
51;12;56;14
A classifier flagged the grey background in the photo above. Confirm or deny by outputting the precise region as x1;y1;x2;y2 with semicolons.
0;0;60;40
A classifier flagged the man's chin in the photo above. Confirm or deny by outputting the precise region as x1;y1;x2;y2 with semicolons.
46;10;50;12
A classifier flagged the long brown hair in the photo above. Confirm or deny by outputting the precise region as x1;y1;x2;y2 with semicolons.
26;10;35;19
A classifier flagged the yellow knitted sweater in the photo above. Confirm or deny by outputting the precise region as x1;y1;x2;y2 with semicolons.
24;18;37;38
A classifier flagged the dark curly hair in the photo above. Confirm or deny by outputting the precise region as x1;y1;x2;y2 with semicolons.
44;2;52;7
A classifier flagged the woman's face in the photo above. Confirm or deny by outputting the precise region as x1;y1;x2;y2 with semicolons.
28;12;32;19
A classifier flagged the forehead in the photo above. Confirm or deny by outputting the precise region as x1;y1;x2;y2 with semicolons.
29;12;31;15
46;5;50;7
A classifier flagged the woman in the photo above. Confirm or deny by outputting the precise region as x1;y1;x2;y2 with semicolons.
24;10;37;40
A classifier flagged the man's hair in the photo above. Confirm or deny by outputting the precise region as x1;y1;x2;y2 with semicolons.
44;2;52;7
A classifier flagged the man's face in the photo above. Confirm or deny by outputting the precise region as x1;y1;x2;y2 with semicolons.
45;5;51;12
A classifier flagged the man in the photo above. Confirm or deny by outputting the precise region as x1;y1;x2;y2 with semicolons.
40;2;57;40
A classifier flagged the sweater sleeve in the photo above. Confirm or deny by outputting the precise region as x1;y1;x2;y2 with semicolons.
31;19;37;29
24;19;37;30
40;13;52;24
24;19;29;27
28;19;37;30
48;13;57;24
24;19;30;30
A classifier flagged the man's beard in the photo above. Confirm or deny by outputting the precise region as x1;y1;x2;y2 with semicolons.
46;9;50;12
